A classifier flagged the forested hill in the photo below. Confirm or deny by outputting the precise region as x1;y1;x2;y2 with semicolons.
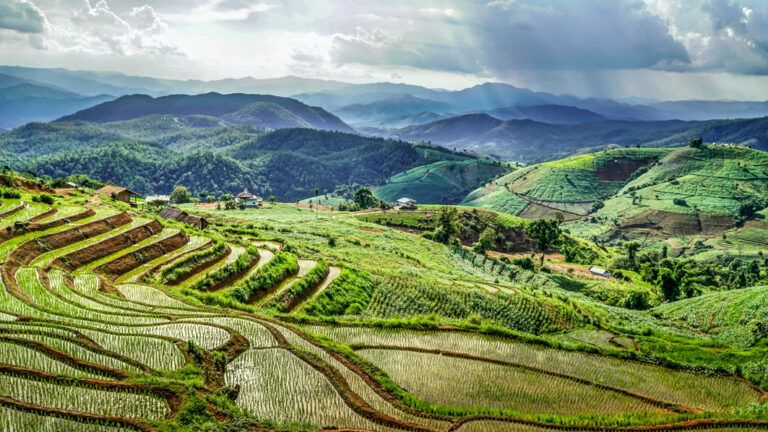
58;92;354;133
2;125;480;199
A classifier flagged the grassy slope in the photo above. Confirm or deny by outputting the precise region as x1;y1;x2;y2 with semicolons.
373;159;515;204
462;148;669;213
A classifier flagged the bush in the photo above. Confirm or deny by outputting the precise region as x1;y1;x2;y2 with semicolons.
0;188;20;199
31;193;54;205
512;257;534;270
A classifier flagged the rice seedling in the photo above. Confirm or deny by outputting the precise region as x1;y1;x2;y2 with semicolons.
77;227;181;274
75;328;186;371
73;275;155;313
48;270;164;318
30;217;148;267
271;323;450;430
7;333;142;373
16;268;168;325
0;340;101;378
0;373;167;419
116;284;197;310
185;316;275;347
359;348;664;415
225;348;393;431
0;405;139;432
0;201;50;228
304;326;759;412
117;235;211;284
132;322;229;350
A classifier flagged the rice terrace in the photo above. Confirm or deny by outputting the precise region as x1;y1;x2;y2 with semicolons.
4;0;768;431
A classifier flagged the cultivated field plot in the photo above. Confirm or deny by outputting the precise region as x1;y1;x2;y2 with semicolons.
304;326;761;413
1;195;767;432
359;348;665;415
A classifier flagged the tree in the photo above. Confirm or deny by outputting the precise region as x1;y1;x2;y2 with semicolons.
353;188;378;209
314;188;320;218
170;186;191;204
624;241;640;267
432;206;461;244
268;195;276;205
688;137;703;148
473;227;496;255
524;218;562;265
657;268;679;301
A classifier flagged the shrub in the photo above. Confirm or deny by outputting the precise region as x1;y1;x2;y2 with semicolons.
0;187;20;199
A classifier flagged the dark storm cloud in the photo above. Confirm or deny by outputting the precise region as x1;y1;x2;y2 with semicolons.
329;0;690;75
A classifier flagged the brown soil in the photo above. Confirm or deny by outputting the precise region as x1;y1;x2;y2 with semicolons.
0;176;54;193
96;230;190;281
0;201;26;218
6;213;132;268
360;227;381;234
164;245;229;286
0;396;155;432
595;157;655;182
0;208;94;243
51;220;162;271
283;266;330;312
199;252;259;292
28;206;56;222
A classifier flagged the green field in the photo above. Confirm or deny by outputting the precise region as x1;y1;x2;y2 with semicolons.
0;172;768;432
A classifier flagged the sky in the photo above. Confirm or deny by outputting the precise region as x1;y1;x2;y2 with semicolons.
2;0;768;100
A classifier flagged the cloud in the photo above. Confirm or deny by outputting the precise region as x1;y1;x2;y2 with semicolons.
32;0;184;56
642;0;768;74
0;0;47;34
329;0;689;76
160;0;275;23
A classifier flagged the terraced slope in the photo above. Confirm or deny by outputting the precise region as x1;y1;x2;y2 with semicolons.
0;195;767;432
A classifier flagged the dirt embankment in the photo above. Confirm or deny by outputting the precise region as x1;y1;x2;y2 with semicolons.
96;230;190;280
6;213;131;267
0;201;26;218
0;176;55;193
0;208;95;243
51;220;163;271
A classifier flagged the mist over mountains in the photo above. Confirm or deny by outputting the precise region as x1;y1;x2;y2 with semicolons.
2;65;768;169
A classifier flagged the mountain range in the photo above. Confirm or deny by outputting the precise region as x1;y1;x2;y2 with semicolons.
58;93;353;133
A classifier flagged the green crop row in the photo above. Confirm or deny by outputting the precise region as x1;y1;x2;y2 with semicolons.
264;261;329;312
227;252;299;303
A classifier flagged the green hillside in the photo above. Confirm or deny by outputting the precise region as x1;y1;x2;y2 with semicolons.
463;145;768;260
373;158;515;204
0;122;482;200
1;170;768;431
